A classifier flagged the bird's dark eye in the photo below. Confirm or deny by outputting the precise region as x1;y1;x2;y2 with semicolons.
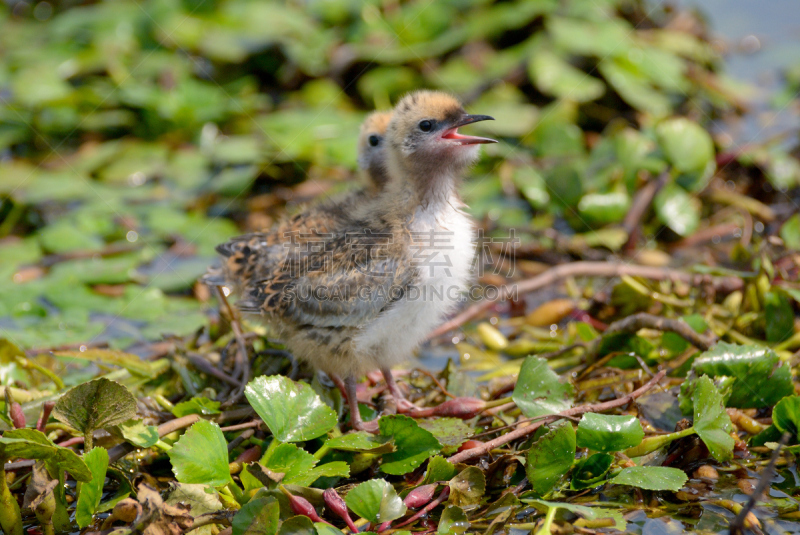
368;134;380;147
418;120;433;132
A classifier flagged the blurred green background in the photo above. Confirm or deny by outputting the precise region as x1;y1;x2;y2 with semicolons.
1;0;798;350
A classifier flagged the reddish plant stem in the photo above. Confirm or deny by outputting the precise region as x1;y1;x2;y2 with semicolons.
447;370;666;464
394;487;451;529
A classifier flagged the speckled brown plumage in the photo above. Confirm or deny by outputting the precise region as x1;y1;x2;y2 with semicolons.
209;91;495;431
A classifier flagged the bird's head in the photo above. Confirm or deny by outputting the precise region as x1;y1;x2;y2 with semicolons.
357;111;393;189
386;91;496;179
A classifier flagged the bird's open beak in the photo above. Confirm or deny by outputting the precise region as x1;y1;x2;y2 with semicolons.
441;114;498;145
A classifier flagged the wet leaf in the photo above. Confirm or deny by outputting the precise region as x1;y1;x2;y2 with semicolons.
52;378;137;439
512;356;574;418
683;342;793;409
570;453;613;490
168;419;233;487
379;415;442;475
422;456;458;485
417;418;471;454
324;432;395;454
576;413;644;452
278;515;316;535
526;421;575;496
75;446;108;528
245;375;338;442
438;505;469;534
448;467;486;507
692;376;734;462
232;496;280;535
118;419;160;448
610;466;687;491
772;396;800;439
654;183;700;236
345;479;407;524
172;397;222;417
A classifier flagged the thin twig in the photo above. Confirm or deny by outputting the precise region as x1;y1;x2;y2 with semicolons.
447;370;666;464
584;313;715;362
427;262;744;339
730;431;791;535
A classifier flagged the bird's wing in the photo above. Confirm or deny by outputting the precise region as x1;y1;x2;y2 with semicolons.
237;227;417;328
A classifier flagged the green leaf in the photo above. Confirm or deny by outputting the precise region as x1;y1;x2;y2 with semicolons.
610;466;687;491
324;432;395;454
118;419;160;448
172;397;222;417
780;214;800;250
656;118;716;188
577;191;631;226
379;415;442;475
278;516;315;535
448;467;485;507
529;50;605;103
314;524;347;535
245;376;338;442
654;183;700;237
417;418;471;454
764;291;794;343
526;421;575;496
692;376;734;462
261;442;314;483
772;396;800;439
687;342;794;408
52;378;138;438
512;356;574;418
576;413;644;453
0;429;91;481
168;420;233;487
438;505;469;534
345;479;407;524
75;447;108;528
422;456;458;485
232;497;280;535
570;453;613;490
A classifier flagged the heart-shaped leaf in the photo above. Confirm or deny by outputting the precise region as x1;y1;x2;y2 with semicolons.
345;479;407;524
168;419;233;487
378;415;441;475
448;467;486;507
526;421;575;496
576;413;644;453
512;356;574;418
232;496;280;535
52;378;137;449
245;376;337;442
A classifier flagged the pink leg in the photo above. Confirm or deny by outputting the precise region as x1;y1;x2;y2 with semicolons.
381;367;420;414
345;376;379;433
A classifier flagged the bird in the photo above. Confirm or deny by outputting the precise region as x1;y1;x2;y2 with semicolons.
211;91;496;431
